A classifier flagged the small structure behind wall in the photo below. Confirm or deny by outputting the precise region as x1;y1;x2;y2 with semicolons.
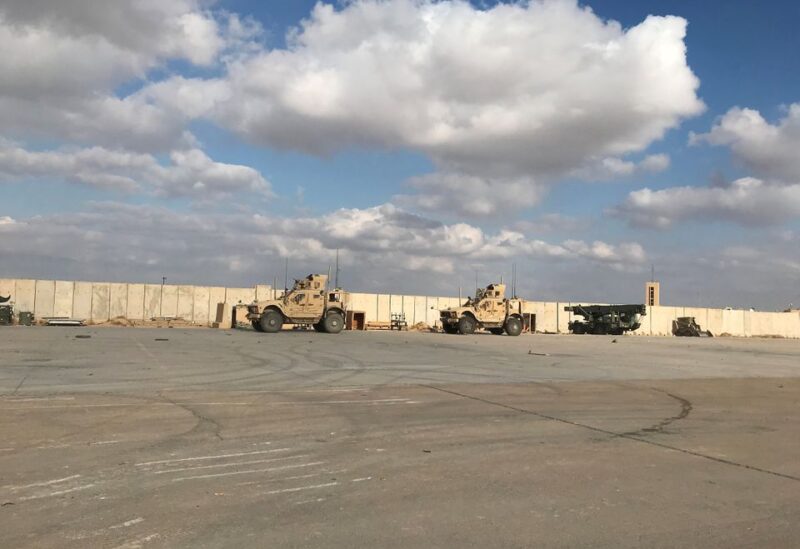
346;311;366;331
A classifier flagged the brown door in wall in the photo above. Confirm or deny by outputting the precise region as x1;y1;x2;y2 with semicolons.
346;311;366;330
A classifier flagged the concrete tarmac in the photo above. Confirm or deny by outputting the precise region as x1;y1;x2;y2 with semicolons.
1;328;799;548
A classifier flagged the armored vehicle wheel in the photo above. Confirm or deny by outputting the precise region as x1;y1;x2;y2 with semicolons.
259;310;283;333
442;323;459;334
572;324;586;335
457;315;476;335
312;322;325;332
504;316;523;337
323;312;344;334
252;321;264;333
489;328;504;335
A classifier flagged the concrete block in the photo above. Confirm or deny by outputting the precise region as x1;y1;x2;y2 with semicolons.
161;285;178;318
388;295;402;316
721;308;745;337
377;294;391;322
208;287;226;320
413;296;427;326
109;283;128;319
193;286;211;325
214;302;233;329
401;296;415;327
91;283;111;322
426;297;443;327
256;285;272;301
144;285;162;319
53;281;75;318
126;284;145;320
34;280;56;318
225;287;256;306
72;282;93;320
0;279;14;302
177;285;194;320
347;293;378;321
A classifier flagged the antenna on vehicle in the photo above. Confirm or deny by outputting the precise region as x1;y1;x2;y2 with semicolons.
512;262;517;298
335;249;340;289
326;264;331;294
284;257;289;295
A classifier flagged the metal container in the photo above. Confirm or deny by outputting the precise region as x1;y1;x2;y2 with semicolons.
18;311;34;326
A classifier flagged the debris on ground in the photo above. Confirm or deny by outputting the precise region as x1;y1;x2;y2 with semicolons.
75;335;92;339
409;322;434;332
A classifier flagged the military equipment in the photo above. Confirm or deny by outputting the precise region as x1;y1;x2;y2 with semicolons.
0;295;10;303
18;311;34;326
565;304;646;335
0;306;12;326
440;283;524;336
673;317;713;337
246;274;347;334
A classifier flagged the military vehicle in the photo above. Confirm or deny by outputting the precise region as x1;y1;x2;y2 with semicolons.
439;283;524;336
564;304;646;335
0;295;12;326
673;316;713;337
246;274;347;334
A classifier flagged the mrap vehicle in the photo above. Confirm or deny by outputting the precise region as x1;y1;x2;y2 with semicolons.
439;283;524;336
247;274;347;334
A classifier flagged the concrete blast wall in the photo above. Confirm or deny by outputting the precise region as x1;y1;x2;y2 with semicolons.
1;277;799;337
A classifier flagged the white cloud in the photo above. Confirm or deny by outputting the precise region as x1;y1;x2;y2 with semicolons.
395;172;545;217
197;0;702;215
615;103;800;229
511;214;589;235
691;104;800;182
612;177;800;228
0;202;647;288
0;1;257;151
0;142;272;199
572;153;671;181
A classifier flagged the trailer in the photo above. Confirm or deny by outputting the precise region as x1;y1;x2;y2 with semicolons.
564;304;646;335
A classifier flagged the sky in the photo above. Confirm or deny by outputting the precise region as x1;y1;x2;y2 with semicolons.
1;0;799;310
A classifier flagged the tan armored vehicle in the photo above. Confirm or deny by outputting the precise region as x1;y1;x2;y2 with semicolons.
439;283;524;336
247;274;347;334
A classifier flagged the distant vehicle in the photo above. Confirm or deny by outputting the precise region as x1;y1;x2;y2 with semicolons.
246;274;347;334
439;283;524;336
565;304;646;335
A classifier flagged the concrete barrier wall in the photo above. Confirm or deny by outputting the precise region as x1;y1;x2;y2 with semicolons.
53;281;74;318
73;282;93;320
1;277;799;337
34;280;56;318
127;284;145;320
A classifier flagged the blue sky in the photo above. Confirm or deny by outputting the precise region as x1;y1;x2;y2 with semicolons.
1;1;799;309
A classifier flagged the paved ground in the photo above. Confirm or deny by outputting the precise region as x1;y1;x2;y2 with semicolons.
0;328;799;548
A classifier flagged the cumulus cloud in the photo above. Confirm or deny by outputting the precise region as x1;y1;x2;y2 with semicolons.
0;1;258;151
0;142;272;198
691;104;800;183
185;0;703;215
395;173;545;217
614;103;800;229
0;202;647;287
612;177;800;228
